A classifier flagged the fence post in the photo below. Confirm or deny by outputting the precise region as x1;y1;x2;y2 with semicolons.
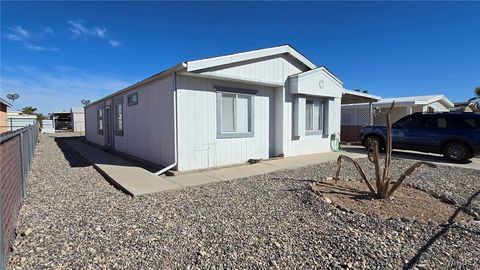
19;132;26;199
0;194;5;270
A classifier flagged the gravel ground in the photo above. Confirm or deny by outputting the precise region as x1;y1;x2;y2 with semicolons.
7;134;480;269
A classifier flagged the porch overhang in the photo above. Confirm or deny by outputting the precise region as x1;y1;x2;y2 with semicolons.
342;89;381;104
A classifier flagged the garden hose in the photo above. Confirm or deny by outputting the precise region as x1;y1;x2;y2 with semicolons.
330;133;342;152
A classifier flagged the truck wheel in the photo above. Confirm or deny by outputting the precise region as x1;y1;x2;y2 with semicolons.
443;142;471;163
364;135;384;152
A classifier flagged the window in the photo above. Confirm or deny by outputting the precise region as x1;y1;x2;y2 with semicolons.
97;108;103;135
423;117;447;128
448;117;479;128
305;98;324;133
217;92;254;138
394;116;421;129
115;100;124;136
127;92;138;106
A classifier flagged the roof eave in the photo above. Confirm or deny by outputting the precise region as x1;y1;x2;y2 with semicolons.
87;63;187;108
186;45;316;72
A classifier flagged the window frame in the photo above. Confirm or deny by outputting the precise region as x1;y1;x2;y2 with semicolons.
127;92;138;106
97;105;104;135
215;86;256;139
114;97;124;136
305;97;325;135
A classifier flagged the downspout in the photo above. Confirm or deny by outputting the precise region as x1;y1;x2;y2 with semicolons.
155;71;179;176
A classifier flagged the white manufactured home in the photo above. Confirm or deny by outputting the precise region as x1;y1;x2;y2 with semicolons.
85;45;346;172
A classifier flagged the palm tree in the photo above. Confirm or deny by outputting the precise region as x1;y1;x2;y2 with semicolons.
21;106;38;115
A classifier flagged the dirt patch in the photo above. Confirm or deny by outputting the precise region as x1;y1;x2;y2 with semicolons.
311;180;472;223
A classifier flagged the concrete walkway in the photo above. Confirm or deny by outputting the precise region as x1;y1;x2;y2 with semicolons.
66;139;366;196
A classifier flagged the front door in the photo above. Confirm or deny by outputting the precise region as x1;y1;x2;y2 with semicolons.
104;106;112;147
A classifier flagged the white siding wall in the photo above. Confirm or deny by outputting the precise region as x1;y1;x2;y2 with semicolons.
198;54;309;158
72;112;85;132
284;97;341;156
113;75;176;166
176;75;274;171
424;101;450;112
85;104;104;146
200;54;307;85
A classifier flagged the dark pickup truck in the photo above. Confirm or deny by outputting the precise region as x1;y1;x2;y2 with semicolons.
360;112;480;163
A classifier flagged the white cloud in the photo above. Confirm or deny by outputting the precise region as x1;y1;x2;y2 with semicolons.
68;19;121;48
43;26;55;36
0;65;133;113
109;40;122;48
5;26;30;41
24;44;59;51
4;25;58;52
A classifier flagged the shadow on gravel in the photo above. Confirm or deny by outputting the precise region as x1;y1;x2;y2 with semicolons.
343;146;473;166
54;136;91;167
403;190;480;270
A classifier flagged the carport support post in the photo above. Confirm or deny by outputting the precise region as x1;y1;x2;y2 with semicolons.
369;102;374;125
406;106;413;115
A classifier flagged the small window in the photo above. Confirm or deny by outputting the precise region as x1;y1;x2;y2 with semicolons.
422;117;447;128
305;98;324;133
449;117;479;128
395;116;421;129
127;93;138;106
115;100;124;136
217;92;254;138
437;118;447;128
97;108;103;135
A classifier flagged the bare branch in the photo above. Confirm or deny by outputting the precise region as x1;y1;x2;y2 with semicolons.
382;101;395;185
335;155;376;193
386;162;437;198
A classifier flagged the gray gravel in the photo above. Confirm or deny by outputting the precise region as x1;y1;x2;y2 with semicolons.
7;134;480;269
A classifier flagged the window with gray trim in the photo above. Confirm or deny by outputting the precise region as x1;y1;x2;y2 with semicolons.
97;108;103;135
305;98;324;133
115;98;124;136
217;92;254;138
127;92;138;106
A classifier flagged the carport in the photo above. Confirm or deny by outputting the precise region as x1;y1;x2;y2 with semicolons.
341;89;381;142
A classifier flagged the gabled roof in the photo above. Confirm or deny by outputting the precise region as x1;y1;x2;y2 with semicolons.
376;95;454;107
87;45;319;107
0;97;12;107
289;66;343;86
186;44;316;71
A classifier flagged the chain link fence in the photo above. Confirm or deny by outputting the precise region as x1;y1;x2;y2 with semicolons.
0;124;39;270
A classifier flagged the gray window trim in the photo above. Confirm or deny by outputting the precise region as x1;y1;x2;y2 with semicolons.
216;88;255;139
96;104;104;135
214;85;258;95
114;96;124;136
305;97;324;136
306;130;324;136
127;92;138;106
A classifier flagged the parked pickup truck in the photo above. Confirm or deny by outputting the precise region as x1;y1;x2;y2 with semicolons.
360;112;480;163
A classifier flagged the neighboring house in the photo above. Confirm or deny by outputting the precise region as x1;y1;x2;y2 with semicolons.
85;45;350;172
71;107;85;132
341;94;454;142
50;111;73;131
0;98;12;133
6;111;37;131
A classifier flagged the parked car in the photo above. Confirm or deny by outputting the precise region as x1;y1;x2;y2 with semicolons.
360;112;480;163
54;114;73;130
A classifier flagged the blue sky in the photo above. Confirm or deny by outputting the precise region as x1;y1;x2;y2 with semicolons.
1;1;479;114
